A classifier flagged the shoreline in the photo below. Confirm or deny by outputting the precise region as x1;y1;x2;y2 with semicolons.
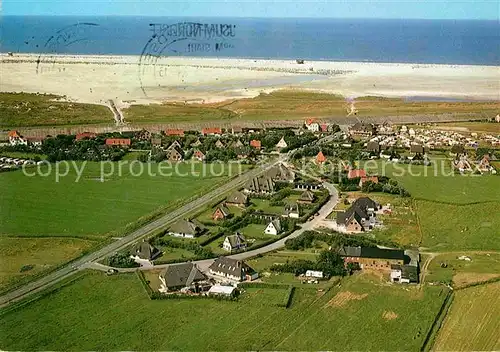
1;53;499;105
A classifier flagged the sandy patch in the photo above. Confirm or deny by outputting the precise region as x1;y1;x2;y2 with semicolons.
453;273;500;288
325;291;368;308
2;54;499;105
382;310;398;320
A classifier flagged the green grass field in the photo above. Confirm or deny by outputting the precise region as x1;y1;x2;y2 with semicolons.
121;90;500;124
0;237;98;293
425;252;500;287
0;151;47;160
0;271;448;351
417;200;500;251
0;162;242;237
362;161;500;204
434;282;500;351
0;92;111;127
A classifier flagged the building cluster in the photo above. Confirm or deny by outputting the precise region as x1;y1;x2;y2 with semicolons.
156;256;259;297
338;246;420;283
335;196;385;233
0;156;42;171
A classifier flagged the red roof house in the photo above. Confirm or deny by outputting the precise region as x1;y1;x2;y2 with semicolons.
105;138;131;147
76;132;97;141
201;127;222;136
320;124;329;133
316;151;326;164
8;130;21;138
165;129;185;137
359;176;379;187
347;169;367;179
250;140;261;149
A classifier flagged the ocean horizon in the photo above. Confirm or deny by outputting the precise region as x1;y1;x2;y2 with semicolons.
1;16;499;66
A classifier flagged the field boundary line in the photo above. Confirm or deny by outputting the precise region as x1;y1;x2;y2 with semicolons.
420;289;454;352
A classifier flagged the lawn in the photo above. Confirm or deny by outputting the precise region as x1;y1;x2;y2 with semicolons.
422;121;500;134
425;252;500;287
0;236;98;293
250;198;284;214
0;92;111;127
362;160;500;204
154;247;197;262
0;271;448;351
417;200;500;251
434;282;500;351
0;162;241;237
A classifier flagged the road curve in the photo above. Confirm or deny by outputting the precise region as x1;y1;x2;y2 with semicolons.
0;157;285;308
92;182;339;274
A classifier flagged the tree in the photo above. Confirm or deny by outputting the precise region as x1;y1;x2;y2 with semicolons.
316;250;346;277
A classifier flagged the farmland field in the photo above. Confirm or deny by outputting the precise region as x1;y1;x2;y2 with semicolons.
0;271;448;351
0;236;98;293
434;282;500;351
0;162;244;237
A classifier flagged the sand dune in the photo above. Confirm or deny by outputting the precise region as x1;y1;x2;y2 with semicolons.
1;53;498;106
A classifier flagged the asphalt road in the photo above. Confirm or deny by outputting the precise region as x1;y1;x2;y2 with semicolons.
90;181;339;274
0;156;285;308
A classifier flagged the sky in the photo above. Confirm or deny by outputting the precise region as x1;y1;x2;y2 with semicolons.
3;0;499;20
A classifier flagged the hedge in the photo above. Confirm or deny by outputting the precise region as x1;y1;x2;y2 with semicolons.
277;286;296;308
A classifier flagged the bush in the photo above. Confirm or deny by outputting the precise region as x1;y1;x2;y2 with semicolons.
108;253;139;268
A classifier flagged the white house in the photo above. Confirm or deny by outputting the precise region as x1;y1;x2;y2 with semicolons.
265;219;282;235
276;137;288;149
8;131;27;146
283;203;300;219
208;284;237;297
306;122;320;132
222;233;247;252
495;114;500;123
209;257;258;282
305;270;323;279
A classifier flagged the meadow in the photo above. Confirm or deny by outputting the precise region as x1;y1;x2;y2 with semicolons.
0;271;448;351
425;252;500;287
434;282;500;351
0;161;243;237
417;200;500;251
0;92;111;127
0;236;98;293
122;90;500;124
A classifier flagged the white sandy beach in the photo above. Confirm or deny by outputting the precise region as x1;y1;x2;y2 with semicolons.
1;53;499;106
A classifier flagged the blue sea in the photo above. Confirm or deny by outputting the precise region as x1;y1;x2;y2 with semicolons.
1;16;499;65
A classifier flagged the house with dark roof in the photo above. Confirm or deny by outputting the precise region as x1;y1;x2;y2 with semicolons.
349;122;375;138
212;204;231;221
222;233;247;252
244;176;275;194
265;164;295;183
209;257;258;282
166;140;182;150
283;203;300;219
338;246;406;270
165;147;184;161
410;144;425;155
131;240;161;262
336;197;381;232
298;190;315;204
366;141;381;153
159;263;207;293
225;191;248;207
168;219;205;238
